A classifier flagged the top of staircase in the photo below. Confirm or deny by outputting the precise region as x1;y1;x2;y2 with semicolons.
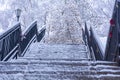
25;43;90;60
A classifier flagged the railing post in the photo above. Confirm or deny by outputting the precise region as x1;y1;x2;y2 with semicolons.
105;0;120;61
82;28;86;45
116;1;120;62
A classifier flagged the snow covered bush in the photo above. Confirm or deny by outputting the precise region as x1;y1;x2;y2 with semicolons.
44;0;83;44
77;0;115;36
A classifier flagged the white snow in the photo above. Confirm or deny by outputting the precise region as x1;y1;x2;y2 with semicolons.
25;43;89;60
97;74;120;78
99;37;107;51
0;27;4;34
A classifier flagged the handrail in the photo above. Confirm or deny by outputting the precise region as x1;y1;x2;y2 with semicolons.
0;21;46;61
20;21;46;56
104;0;118;61
85;22;91;50
20;21;38;56
90;27;104;60
0;23;21;61
2;44;19;61
22;20;37;35
0;23;20;40
82;22;104;60
82;0;120;62
37;26;46;42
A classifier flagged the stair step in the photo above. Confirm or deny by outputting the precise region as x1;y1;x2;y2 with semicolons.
27;43;87;53
0;71;94;74
0;62;119;74
0;61;92;65
25;43;89;59
0;74;103;80
23;74;120;80
0;66;119;72
24;52;88;59
0;70;120;75
0;71;120;80
11;59;117;66
91;61;117;66
15;58;90;62
0;65;90;72
96;70;120;75
0;62;91;71
91;65;120;71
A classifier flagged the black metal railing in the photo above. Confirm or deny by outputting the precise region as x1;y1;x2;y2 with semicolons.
0;21;45;61
84;22;91;49
104;0;117;61
82;0;120;62
90;27;104;60
82;22;104;60
0;23;21;61
37;26;46;42
20;21;38;56
105;0;120;61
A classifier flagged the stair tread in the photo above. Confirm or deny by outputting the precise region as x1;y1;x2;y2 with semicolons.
10;60;117;66
16;57;90;61
0;74;119;80
0;71;120;80
0;69;120;74
25;43;89;60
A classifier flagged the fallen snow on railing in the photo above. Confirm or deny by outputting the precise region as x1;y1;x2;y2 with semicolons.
99;37;107;53
92;29;105;56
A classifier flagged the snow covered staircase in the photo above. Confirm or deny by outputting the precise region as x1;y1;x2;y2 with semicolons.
0;43;120;80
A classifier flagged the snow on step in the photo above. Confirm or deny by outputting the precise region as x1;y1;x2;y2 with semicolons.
0;60;119;79
15;58;90;62
25;43;89;60
0;71;120;80
0;61;94;72
0;61;118;73
0;62;90;72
